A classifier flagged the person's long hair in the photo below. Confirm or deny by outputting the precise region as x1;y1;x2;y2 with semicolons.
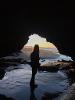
33;44;39;53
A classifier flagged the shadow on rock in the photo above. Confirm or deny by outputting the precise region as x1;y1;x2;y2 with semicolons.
0;68;6;80
0;94;15;100
42;92;61;100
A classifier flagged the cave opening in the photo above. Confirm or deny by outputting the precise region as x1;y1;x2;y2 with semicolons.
22;33;72;61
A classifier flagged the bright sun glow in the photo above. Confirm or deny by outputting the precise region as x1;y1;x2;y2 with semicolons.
25;34;56;48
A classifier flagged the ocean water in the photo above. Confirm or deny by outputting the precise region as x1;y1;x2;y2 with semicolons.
3;51;73;62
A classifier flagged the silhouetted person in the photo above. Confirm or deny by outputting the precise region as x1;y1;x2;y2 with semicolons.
30;45;40;86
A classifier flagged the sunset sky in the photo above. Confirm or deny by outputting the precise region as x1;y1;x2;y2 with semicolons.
25;34;56;48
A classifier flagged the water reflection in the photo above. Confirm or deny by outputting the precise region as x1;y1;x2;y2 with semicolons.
0;64;70;100
30;84;37;100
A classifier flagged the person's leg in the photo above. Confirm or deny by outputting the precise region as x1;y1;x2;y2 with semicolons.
31;73;35;83
30;66;38;86
30;68;35;86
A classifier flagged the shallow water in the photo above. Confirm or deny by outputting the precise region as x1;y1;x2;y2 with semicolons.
0;64;70;100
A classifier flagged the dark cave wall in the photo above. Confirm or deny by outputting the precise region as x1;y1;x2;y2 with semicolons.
0;32;74;60
38;32;75;60
0;2;74;60
0;33;28;57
